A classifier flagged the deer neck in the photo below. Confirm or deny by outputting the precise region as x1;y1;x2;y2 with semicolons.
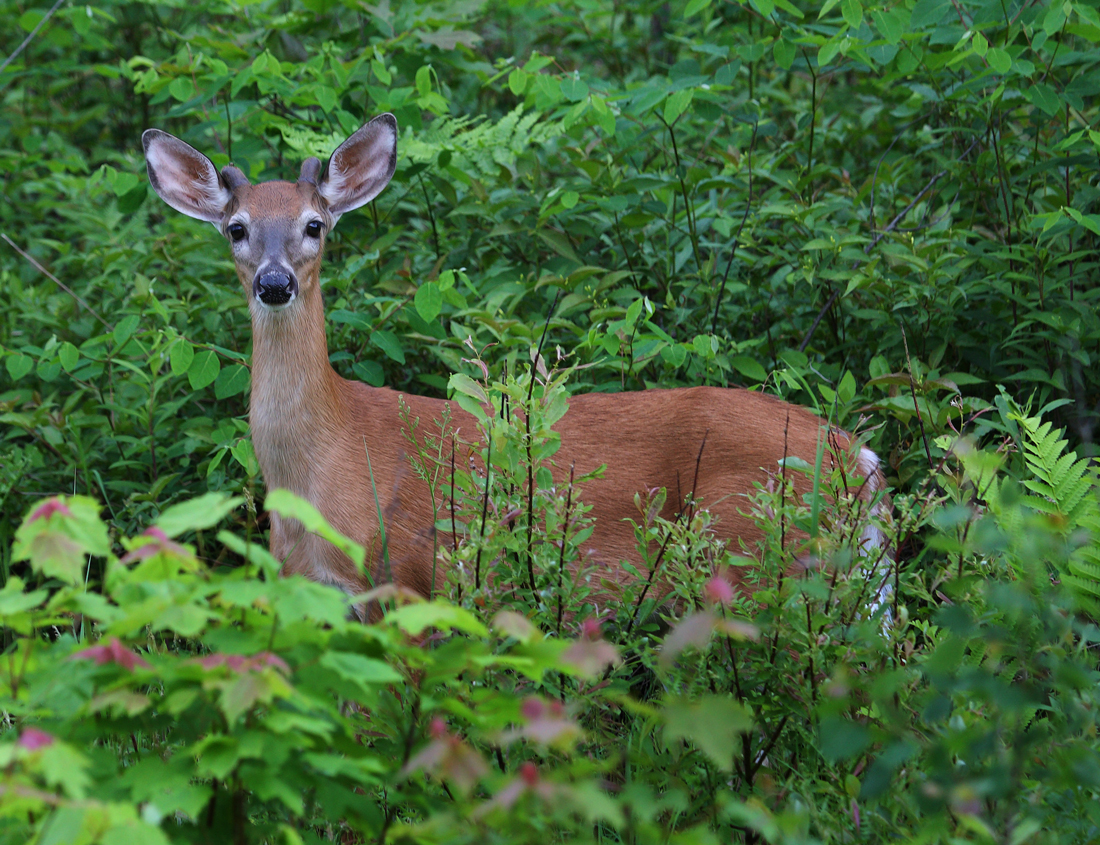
248;282;345;492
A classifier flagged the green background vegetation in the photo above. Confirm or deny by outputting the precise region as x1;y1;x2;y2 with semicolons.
3;0;1100;842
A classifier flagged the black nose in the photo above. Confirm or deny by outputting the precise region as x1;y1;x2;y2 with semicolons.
254;271;297;306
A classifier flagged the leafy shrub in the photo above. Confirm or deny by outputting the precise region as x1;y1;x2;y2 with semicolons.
5;0;1100;841
3;379;1100;842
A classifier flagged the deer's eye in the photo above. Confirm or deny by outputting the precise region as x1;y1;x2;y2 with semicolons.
227;222;247;242
304;220;323;238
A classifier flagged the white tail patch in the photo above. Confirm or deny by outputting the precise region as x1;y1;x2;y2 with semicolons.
855;446;894;622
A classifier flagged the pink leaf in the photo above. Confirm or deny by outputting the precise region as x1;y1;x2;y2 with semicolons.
561;637;620;678
18;727;54;750
120;526;191;564
197;652;288;674
72;637;151;671
704;576;734;606
27;498;72;523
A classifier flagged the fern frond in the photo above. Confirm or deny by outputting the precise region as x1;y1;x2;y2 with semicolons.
1014;412;1096;527
1005;405;1100;610
404;106;563;177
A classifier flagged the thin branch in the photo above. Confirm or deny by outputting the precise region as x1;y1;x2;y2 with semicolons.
797;167;949;353
1;233;114;331
711;121;758;336
0;0;66;76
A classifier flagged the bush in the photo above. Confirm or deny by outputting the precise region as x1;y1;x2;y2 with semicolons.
4;0;1100;841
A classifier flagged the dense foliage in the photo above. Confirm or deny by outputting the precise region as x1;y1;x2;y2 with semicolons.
3;0;1100;841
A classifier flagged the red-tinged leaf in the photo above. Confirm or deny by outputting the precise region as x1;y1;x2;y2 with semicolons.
441;740;490;794
27;531;84;584
27;498;72;523
402;724;489;795
660;611;718;665
502;697;582;748
580;617;602;639
197;651;289;674
705;577;734;606
715;618;760;640
18;727;54;750
560;637;620;677
14;496;110;585
402;737;449;777
493;610;538;642
72;637;151;671
120;526;192;564
220;670;291;724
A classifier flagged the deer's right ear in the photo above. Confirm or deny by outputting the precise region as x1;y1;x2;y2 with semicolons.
142;129;234;224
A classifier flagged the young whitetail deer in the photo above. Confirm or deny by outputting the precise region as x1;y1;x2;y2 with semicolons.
143;113;891;607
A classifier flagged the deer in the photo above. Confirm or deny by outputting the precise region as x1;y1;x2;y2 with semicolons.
142;113;891;614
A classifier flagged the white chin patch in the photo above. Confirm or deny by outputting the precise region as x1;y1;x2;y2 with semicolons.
252;295;296;314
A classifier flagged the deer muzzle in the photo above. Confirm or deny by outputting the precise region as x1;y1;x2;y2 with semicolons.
254;269;298;307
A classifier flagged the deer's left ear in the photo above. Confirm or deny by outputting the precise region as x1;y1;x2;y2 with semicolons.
142;129;237;224
319;113;398;222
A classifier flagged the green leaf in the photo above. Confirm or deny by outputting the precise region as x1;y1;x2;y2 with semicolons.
1041;2;1067;35
663;89;693;124
774;38;796;70
316;84;337;113
371;58;392;85
265;489;365;568
872;7;907;43
414;281;443;322
590;96;616;135
0;578;48;616
560;75;588;102
986;47;1011;73
6;353;32;381
384;601;489;636
663;695;753;771
684;0;711;17
730;356;766;382
537;229;582;264
838;369;856;404
319;651;403;691
372;329;405;363
231;439;259;477
416;65;432;97
58;342;79;372
819;716;871;762
113;314;140;349
910;0;949;29
220;669;292;725
13;496;110;585
188;350;221;390
508;68;528;95
155;492;243;538
170;339;194;376
449;372;488;405
1024;82;1061;116
109;170;140;197
692;334;716;359
168;76;192;102
661;344;688;368
214;363;250;399
840;0;862;28
629;84;667;116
